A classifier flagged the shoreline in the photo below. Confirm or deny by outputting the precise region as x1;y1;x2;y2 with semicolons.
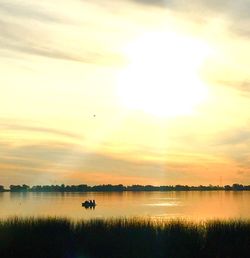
2;189;250;193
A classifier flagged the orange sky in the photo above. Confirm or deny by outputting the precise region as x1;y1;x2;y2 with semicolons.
1;0;250;187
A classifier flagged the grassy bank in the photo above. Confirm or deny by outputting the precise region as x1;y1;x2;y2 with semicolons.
0;217;249;258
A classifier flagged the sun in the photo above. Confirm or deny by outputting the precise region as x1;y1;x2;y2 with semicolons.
117;31;212;117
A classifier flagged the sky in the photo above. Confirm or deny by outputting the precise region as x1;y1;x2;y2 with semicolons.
1;0;250;187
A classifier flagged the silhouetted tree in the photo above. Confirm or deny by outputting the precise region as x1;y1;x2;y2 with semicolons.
224;185;232;191
232;184;244;191
6;183;250;192
10;185;29;192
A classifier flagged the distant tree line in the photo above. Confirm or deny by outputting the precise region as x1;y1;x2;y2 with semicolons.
0;183;249;192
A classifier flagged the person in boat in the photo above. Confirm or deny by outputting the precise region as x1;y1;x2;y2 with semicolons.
83;200;96;207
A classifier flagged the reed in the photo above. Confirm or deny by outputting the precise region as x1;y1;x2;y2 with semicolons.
0;217;249;258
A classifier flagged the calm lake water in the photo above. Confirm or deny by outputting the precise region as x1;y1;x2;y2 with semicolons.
0;191;250;221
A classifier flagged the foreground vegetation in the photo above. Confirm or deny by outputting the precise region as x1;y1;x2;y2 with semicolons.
0;217;249;258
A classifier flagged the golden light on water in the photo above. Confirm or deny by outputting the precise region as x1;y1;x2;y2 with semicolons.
117;31;212;117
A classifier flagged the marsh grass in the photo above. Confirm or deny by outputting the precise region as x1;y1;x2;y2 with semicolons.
0;217;249;258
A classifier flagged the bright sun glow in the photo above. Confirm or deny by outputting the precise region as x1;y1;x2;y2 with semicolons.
117;31;212;117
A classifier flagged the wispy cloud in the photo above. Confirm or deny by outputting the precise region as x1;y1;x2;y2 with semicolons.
133;0;250;38
217;128;250;146
0;122;82;140
0;140;166;186
218;80;250;96
211;127;250;172
0;1;60;23
0;18;113;64
0;0;124;65
133;0;250;20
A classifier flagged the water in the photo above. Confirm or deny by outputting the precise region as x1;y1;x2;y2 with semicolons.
0;191;249;221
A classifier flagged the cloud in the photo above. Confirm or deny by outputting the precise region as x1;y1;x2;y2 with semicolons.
212;128;250;170
0;121;81;140
131;0;170;7
0;140;166;186
0;1;60;23
0;0;123;65
215;127;250;146
133;0;250;19
0;18;106;64
133;0;250;37
218;80;250;95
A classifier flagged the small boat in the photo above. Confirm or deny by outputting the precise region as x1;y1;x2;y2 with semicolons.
82;200;96;208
